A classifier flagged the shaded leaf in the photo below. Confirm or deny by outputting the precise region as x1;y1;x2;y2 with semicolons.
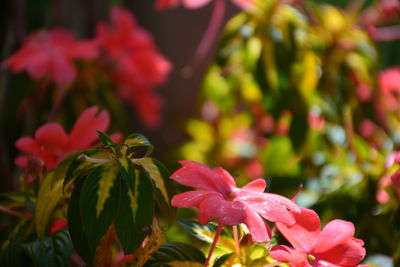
35;171;64;238
143;242;206;266
124;133;154;157
0;219;30;266
115;171;154;254
96;131;115;146
80;165;119;255
212;253;235;267
24;228;73;267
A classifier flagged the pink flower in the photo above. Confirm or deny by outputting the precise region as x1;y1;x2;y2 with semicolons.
155;0;255;10
96;6;171;127
379;67;400;111
15;106;110;170
3;28;98;86
391;170;400;188
270;207;367;267
170;161;300;242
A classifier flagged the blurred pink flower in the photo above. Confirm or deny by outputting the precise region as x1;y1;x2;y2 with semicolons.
391;170;400;188
270;207;367;267
379;67;400;111
155;0;255;10
49;218;68;235
15;106;109;170
170;161;300;242
96;6;171;127
3;28;98;86
308;112;325;131
376;175;391;204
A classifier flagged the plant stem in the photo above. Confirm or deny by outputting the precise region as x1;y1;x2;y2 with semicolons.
204;222;223;267
232;225;241;257
48;85;68;122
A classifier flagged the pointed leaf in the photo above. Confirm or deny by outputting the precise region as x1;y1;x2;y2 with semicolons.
212;253;235;267
96;131;115;146
115;171;154;254
0;219;30;267
143;242;206;266
137;158;176;225
35;171;64;238
24;228;73;267
124;134;154;157
117;156;135;193
67;180;92;263
80;165;119;254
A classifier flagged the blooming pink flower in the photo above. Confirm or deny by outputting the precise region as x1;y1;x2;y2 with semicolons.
15;106;110;170
3;28;98;86
96;6;171;127
170;161;300;242
270;207;367;267
379;67;400;111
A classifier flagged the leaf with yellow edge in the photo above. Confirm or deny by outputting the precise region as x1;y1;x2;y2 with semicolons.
137;158;176;225
35;171;64;238
96;162;119;218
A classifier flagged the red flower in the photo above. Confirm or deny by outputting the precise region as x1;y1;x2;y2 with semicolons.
270;207;367;267
379;67;400;111
3;28;98;86
96;6;171;127
170;161;300;242
15;106;110;170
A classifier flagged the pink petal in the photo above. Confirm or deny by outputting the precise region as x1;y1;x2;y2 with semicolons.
314;238;366;266
68;106;110;150
312;220;355;255
197;194;245;225
110;6;136;36
14;156;28;168
270;245;311;267
183;0;212;9
155;0;180;10
238;192;300;225
276;208;321;252
242;204;271;242
241;178;266;192
171;161;234;196
171;190;220;207
49;53;76;85
212;167;236;187
35;123;69;150
15;137;42;155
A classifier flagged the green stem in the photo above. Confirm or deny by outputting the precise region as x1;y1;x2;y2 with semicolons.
204;222;223;267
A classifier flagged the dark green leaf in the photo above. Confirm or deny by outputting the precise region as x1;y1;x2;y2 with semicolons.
117;156;135;194
80;165;119;255
212;253;235;267
143;242;206;266
124;133;154;157
24;229;73;267
96;131;115;146
68;180;92;263
115;171;154;254
0;219;31;267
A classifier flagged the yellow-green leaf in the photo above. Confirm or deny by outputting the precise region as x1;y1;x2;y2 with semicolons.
96;162;119;218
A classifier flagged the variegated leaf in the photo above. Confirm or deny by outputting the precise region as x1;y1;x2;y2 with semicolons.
124;134;154;157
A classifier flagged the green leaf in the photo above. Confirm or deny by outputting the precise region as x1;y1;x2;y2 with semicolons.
117;156;135;194
177;221;235;253
80;165;119;255
143;242;206;266
124;133;154;157
0;219;30;266
115;171;154;254
62;150;110;192
24;229;73;267
68;180;92;263
35;171;64;238
96;131;115;146
138;158;176;225
212;253;235;267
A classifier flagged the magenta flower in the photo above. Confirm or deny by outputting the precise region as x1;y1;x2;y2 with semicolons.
3;28;98;86
155;0;255;11
15;106;110;170
96;6;171;127
170;161;300;242
379;67;400;111
270;207;367;267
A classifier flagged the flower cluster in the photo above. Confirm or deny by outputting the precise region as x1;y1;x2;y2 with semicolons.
3;6;171;127
170;161;368;266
